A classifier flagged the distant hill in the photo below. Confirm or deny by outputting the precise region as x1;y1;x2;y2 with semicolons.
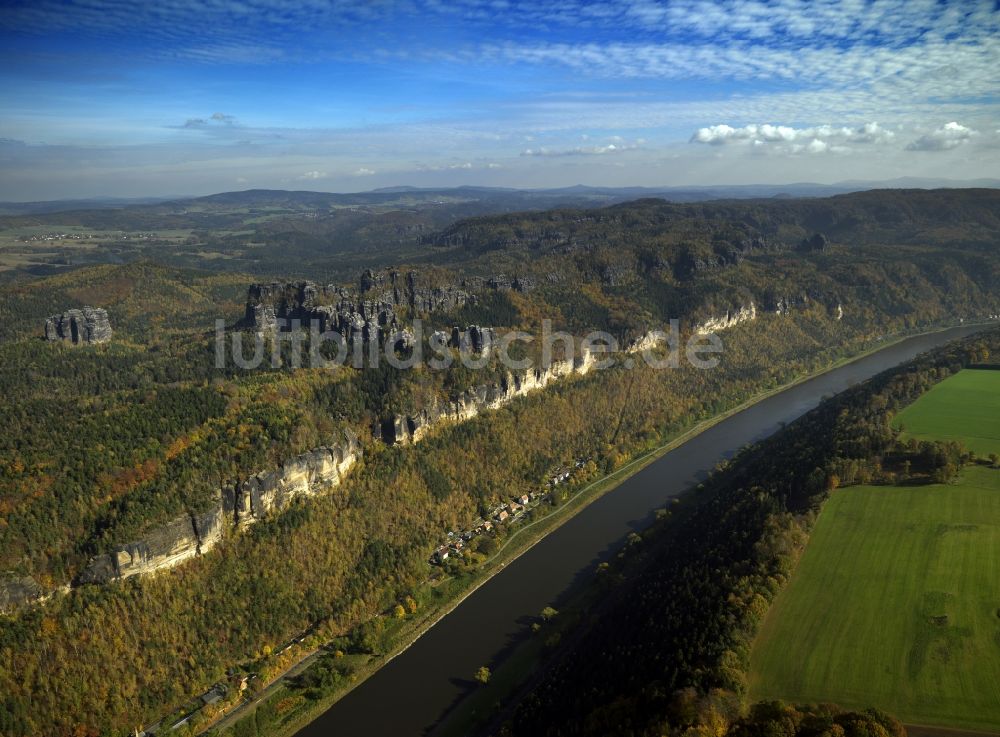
0;196;179;216
3;178;998;218
3;185;999;283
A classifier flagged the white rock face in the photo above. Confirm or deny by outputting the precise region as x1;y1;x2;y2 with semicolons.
113;515;201;580
79;429;362;585
694;303;758;334
383;337;663;445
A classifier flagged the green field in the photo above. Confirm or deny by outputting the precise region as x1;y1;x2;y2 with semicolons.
894;369;1000;457
750;369;1000;731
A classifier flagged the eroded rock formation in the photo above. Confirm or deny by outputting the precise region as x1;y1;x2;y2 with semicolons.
694;303;758;334
44;307;112;344
78;430;360;585
0;575;45;613
376;340;608;445
244;270;476;339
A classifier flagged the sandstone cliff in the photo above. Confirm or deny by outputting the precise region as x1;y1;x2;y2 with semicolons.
78;429;360;585
376;339;608;445
44;307;112;344
694;303;758;334
377;296;835;446
52;288;834;598
243;270;475;338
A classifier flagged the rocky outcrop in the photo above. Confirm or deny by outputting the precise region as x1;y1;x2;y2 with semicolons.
798;232;829;252
244;270;475;338
192;506;226;555
693;294;840;333
0;575;45;613
44;307;112;344
243;281;400;341
766;293;813;315
79;515;202;585
117;515;201;580
694;303;758;334
674;237;781;279
459;274;533;293
377;341;605;445
450;325;496;355
396;270;473;314
78;430;360;585
511;275;534;292
379;296;829;447
223;436;359;527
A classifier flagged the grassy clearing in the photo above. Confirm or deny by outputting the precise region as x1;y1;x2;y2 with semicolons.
751;369;1000;731
894;369;1000;457
750;469;1000;730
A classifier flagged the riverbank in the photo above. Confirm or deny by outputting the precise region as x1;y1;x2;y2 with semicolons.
205;321;990;737
446;329;998;737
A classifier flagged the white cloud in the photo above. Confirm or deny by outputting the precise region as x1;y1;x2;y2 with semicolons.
353;167;376;176
690;122;895;153
906;122;978;151
521;140;642;157
299;170;328;179
414;160;502;172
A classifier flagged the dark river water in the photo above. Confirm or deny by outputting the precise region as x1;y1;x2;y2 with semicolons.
295;325;988;737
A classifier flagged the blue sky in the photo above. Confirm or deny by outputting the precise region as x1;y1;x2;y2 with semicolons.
1;0;998;199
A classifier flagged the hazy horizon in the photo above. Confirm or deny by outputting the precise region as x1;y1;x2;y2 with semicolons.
2;1;999;200
6;175;1000;206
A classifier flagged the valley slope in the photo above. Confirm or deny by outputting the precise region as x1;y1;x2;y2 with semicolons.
0;189;998;736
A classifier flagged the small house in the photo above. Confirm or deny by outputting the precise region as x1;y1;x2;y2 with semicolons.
200;684;226;706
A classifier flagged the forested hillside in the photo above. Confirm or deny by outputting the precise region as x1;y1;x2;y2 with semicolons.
0;189;998;735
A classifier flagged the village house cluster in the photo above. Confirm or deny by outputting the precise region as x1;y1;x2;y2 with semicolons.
430;458;591;565
18;231;159;242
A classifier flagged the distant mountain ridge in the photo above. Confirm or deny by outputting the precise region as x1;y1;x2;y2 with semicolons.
3;178;999;216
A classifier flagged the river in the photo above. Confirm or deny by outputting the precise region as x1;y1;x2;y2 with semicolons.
294;325;988;737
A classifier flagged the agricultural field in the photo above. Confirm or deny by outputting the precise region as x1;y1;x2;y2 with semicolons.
894;368;1000;457
749;370;1000;731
